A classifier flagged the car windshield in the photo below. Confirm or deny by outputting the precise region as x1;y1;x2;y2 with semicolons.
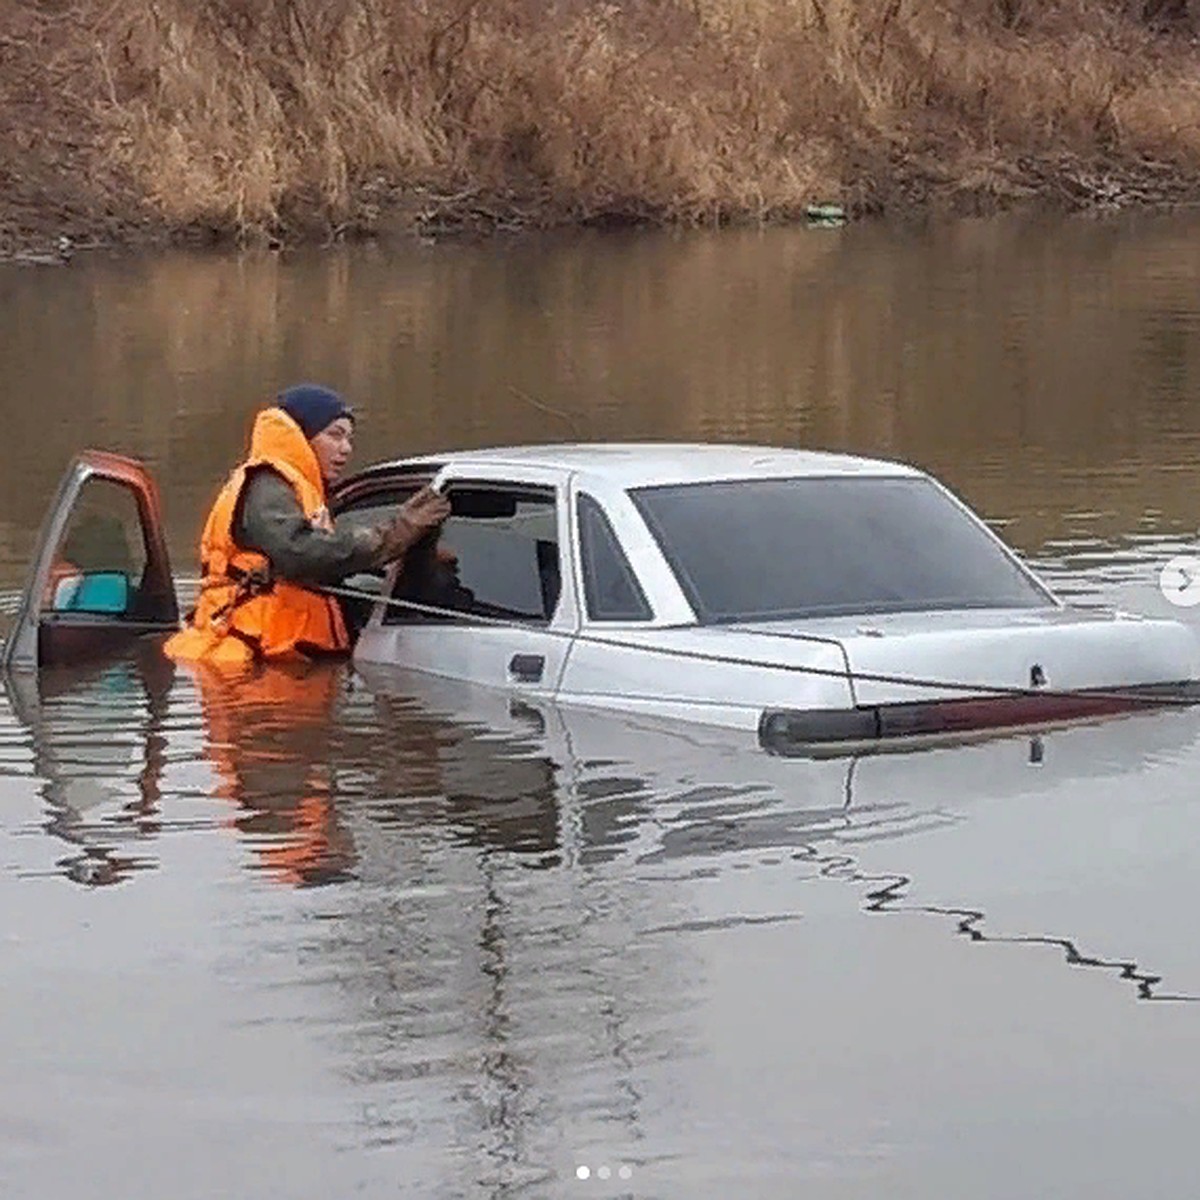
629;476;1051;623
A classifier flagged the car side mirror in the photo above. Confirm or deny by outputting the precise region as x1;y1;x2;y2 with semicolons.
50;570;131;615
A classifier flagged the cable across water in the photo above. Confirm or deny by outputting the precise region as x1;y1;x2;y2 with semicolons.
318;582;1200;711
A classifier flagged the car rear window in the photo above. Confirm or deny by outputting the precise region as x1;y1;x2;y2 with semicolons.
629;476;1050;623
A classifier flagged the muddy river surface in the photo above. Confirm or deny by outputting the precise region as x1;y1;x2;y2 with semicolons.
4;214;1200;1198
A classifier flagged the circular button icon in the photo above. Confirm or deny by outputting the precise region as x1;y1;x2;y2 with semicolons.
1159;555;1200;606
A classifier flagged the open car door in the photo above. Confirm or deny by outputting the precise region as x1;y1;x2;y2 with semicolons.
4;452;179;671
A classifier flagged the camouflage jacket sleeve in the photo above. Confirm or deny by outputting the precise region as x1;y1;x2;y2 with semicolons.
233;467;383;586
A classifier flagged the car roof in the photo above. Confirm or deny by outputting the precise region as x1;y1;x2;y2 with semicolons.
361;443;923;488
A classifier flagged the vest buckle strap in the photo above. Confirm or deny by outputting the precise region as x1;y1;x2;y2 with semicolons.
226;562;274;593
208;564;274;629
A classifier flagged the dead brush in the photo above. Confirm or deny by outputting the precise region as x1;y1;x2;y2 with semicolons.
18;0;1200;241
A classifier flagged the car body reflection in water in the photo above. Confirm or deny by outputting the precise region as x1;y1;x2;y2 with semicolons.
250;660;1200;998
8;652;1200;1006
4;644;174;886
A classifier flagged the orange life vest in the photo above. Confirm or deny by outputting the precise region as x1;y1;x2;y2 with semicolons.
163;407;350;667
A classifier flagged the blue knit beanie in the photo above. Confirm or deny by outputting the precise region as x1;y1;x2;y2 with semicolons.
277;384;354;439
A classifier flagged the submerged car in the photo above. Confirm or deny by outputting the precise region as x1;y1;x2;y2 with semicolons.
5;444;1199;753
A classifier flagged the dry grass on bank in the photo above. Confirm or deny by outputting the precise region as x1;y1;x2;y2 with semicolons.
7;0;1200;244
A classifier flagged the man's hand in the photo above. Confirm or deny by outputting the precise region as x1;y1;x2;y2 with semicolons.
376;486;451;562
403;485;452;529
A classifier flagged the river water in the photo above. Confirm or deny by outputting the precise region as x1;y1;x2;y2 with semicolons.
4;213;1200;1198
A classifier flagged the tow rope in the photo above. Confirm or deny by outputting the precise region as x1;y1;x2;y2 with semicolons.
316;582;1200;710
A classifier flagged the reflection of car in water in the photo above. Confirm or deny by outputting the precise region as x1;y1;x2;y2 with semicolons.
355;661;1200;849
353;664;1200;1001
8;646;1200;1005
18;644;1200;884
7;446;1200;755
3;644;173;886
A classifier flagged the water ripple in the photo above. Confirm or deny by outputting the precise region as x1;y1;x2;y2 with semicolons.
2;516;1200;1193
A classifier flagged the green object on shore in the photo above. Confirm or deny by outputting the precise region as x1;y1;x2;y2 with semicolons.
806;203;847;227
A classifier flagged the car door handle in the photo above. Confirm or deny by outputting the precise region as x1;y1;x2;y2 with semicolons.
509;653;545;683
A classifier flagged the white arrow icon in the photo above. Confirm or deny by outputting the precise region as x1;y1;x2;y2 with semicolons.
1159;555;1200;607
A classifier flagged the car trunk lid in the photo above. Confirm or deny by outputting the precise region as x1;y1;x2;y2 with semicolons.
735;606;1200;750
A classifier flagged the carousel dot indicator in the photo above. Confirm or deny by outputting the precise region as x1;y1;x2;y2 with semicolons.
576;1165;590;1180
618;1165;633;1180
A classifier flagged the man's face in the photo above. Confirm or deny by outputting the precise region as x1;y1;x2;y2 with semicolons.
311;417;354;484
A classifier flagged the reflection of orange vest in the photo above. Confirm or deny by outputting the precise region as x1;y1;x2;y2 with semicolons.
198;659;352;887
163;408;349;667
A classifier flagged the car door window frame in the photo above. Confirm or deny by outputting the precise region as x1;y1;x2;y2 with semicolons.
329;462;439;516
381;478;567;629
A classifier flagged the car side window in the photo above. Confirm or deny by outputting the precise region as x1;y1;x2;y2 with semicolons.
384;484;561;626
578;493;653;622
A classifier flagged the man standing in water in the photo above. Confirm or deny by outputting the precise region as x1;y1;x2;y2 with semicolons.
165;383;449;667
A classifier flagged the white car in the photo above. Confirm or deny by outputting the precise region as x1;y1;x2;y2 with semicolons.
7;443;1198;753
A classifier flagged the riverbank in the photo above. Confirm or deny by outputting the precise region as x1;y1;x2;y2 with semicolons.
4;0;1200;258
